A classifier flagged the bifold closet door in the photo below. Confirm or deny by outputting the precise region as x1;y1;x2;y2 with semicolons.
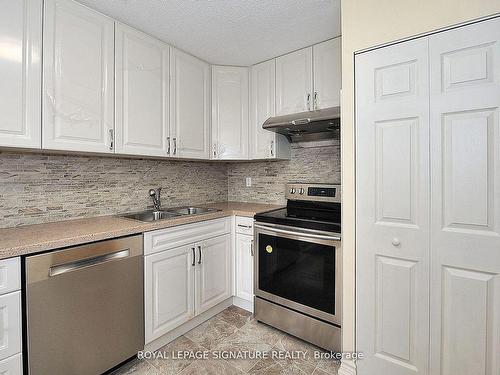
356;38;430;375
429;17;500;375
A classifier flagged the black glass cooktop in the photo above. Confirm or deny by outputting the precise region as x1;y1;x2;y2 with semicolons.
254;200;341;233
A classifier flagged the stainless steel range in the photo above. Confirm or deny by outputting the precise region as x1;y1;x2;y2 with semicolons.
253;183;341;352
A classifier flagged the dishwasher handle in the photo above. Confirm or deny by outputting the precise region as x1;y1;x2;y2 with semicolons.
49;249;130;277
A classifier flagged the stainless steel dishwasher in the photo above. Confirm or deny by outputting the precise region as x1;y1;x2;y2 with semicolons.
25;235;144;375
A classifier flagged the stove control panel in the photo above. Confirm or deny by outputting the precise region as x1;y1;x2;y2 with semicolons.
286;183;341;202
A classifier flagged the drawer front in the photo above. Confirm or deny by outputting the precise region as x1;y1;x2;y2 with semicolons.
144;217;231;255
0;292;21;361
235;216;254;235
0;353;22;375
0;258;20;295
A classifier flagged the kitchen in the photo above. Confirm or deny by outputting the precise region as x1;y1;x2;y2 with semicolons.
0;1;499;375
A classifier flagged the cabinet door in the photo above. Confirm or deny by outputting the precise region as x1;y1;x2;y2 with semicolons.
429;18;500;375
356;38;430;375
0;0;42;149
195;234;232;315
235;234;253;302
0;354;22;375
0;292;21;361
43;0;114;153
170;48;210;159
211;66;249;160
145;245;195;344
249;60;276;159
115;24;170;157
313;38;341;109
276;47;312;115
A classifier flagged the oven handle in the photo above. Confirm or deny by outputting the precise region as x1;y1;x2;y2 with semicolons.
254;223;341;241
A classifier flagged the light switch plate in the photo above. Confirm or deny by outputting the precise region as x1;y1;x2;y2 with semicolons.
245;177;252;187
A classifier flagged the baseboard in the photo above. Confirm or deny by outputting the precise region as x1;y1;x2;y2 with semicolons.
338;359;357;375
232;296;253;313
144;298;233;352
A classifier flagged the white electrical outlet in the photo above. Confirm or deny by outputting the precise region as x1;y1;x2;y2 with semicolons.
245;177;252;187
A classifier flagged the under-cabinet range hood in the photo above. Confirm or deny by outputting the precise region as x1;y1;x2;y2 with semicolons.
263;106;340;142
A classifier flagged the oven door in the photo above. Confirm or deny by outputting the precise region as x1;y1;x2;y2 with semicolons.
254;222;341;326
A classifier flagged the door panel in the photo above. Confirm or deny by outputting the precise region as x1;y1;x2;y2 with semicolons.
429;17;500;375
43;0;114;153
170;48;210;159
0;0;42;149
235;234;253;302
115;24;169;157
356;37;430;375
276;47;313;115
0;292;21;361
195;234;231;314
313;38;341;109
249;60;276;159
145;246;195;343
211;66;249;159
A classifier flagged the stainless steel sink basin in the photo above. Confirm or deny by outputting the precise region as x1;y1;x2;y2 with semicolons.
119;206;219;222
120;210;181;222
165;206;219;215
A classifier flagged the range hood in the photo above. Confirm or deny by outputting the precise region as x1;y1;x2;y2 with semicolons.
263;106;340;142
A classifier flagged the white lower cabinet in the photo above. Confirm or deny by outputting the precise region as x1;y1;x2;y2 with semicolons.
145;245;195;343
0;354;22;375
235;234;253;303
144;219;232;344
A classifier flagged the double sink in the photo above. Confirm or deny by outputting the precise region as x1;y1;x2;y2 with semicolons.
120;206;219;222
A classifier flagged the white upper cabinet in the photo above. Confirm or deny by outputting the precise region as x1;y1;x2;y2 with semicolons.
275;47;313;115
170;48;210;159
115;24;170;157
43;0;114;153
313;37;341;109
0;0;42;149
211;66;249;160
249;60;290;160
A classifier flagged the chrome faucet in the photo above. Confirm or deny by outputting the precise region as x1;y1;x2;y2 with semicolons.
149;188;162;211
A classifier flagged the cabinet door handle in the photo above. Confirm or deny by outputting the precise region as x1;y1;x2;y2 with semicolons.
313;91;318;110
198;245;202;264
213;143;217;158
173;137;177;155
270;140;274;157
306;93;311;111
108;129;114;150
237;224;252;229
250;241;254;257
167;137;171;155
191;247;195;266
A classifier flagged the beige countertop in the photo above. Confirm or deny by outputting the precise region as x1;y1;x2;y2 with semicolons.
0;202;282;260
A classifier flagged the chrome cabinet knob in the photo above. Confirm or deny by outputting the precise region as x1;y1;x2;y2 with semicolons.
290;188;296;194
298;188;305;195
392;238;401;247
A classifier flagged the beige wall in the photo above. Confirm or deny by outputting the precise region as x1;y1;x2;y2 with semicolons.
340;1;500;372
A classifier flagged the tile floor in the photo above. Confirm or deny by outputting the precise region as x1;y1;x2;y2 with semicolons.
113;306;340;375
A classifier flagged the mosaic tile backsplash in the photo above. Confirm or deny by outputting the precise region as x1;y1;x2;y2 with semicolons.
228;140;340;205
0;141;339;228
0;153;228;228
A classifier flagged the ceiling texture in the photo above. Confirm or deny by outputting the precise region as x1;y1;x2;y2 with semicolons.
75;0;341;66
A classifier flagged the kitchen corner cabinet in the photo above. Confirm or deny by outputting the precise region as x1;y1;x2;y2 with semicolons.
0;0;42;149
43;0;114;153
211;66;249;160
170;48;211;159
276;47;313;115
144;218;232;344
115;24;171;157
234;217;254;303
249;60;290;160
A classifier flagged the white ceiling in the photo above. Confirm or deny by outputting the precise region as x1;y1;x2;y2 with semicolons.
75;0;341;66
